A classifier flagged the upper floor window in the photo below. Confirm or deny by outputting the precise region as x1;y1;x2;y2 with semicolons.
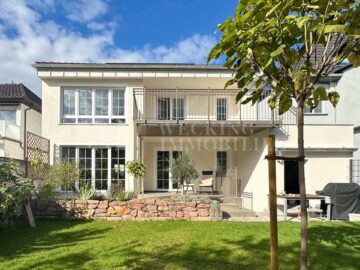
157;97;185;120
304;102;323;114
217;98;227;120
0;110;16;125
61;87;125;124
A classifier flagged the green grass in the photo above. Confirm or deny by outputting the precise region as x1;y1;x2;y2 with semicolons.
0;219;359;270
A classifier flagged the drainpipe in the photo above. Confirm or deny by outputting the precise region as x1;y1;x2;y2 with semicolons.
24;107;32;177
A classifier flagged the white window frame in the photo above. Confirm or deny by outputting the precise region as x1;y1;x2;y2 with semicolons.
60;145;126;192
60;87;126;124
156;96;186;120
216;98;227;120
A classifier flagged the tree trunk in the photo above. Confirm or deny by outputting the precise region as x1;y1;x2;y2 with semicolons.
297;99;308;270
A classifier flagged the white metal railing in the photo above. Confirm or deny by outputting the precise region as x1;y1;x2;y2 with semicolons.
134;88;281;123
0;120;21;141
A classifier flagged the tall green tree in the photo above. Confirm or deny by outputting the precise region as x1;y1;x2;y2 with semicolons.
208;1;360;269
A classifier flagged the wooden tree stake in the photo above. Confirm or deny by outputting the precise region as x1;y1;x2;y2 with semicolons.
268;135;278;270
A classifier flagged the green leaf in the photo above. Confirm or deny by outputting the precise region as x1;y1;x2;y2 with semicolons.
270;45;286;58
267;95;277;110
328;91;340;107
348;52;360;67
241;96;253;105
278;94;293;115
296;16;313;29
225;79;235;89
265;1;282;18
324;25;347;34
207;44;222;63
235;89;249;103
313;86;328;101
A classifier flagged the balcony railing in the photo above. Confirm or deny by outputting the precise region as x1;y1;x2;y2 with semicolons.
0;120;21;141
134;88;282;125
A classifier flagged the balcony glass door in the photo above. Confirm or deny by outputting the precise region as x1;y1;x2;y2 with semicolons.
157;98;170;120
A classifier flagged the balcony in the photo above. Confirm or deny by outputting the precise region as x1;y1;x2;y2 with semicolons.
133;88;290;136
0;120;21;141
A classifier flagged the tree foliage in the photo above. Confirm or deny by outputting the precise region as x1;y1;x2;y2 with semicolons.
0;159;33;229
44;161;79;199
170;152;199;189
208;1;359;269
208;0;360;112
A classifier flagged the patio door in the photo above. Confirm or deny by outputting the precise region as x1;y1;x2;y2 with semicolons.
156;150;182;190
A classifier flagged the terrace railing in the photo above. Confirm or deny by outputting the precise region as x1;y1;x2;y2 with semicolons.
133;88;285;124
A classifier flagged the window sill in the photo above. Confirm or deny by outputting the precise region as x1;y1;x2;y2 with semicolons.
304;113;328;116
58;123;129;126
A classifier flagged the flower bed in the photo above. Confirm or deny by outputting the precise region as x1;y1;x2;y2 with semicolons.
30;197;221;221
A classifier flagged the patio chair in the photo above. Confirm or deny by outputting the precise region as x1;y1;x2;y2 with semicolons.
198;177;214;194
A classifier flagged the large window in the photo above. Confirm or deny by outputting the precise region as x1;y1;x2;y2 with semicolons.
61;88;125;124
60;146;126;191
79;148;92;188
157;97;185;120
0;110;16;124
111;147;126;188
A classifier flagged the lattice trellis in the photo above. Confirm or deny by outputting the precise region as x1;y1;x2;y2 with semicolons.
26;132;50;180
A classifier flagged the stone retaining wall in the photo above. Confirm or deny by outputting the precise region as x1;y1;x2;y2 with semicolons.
30;197;221;221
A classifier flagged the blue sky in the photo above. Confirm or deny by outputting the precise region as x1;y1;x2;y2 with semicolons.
0;0;238;95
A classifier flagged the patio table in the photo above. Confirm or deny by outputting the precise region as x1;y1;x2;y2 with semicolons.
275;194;331;220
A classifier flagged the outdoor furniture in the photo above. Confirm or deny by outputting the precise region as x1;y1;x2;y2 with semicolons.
198;177;214;194
176;182;195;194
275;194;330;220
316;183;360;220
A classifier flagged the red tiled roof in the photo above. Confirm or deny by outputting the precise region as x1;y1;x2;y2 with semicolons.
0;83;41;112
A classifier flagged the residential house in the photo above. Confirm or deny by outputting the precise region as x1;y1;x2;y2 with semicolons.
33;62;355;212
0;83;42;162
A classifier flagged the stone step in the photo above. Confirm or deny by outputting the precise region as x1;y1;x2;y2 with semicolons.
222;196;242;204
220;203;256;219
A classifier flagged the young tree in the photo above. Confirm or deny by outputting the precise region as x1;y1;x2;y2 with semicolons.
208;1;359;269
170;152;199;195
45;162;79;199
126;160;146;195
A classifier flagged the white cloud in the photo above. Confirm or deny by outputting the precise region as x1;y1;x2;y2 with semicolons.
0;0;216;96
61;0;108;23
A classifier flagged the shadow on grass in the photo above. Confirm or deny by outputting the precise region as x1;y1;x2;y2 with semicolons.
0;218;109;269
0;220;359;270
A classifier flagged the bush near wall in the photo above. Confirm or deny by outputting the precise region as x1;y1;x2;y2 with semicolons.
30;197;221;221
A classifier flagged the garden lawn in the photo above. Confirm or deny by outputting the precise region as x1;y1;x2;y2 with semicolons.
0;220;359;270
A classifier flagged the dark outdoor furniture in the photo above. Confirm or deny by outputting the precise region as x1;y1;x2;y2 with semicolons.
316;183;360;220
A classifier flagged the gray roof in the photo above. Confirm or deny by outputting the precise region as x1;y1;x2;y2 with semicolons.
32;62;234;72
0;83;41;112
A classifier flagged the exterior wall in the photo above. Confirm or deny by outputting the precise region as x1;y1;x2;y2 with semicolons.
0;104;41;160
41;78;143;191
304;67;360;158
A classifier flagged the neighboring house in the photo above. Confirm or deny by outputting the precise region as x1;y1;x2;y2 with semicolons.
33;62;356;212
0;83;42;161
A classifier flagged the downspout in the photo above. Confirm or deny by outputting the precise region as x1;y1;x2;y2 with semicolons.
24;107;32;177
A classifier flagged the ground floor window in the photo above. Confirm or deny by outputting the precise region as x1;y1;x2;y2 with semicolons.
61;146;126;191
156;150;182;190
216;151;227;175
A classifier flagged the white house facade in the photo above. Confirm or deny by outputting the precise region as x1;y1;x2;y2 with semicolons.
34;62;356;212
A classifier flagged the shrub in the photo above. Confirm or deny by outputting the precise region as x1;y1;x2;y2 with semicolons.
44;162;79;199
76;183;94;200
170;152;199;195
0;159;33;230
109;184;135;201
